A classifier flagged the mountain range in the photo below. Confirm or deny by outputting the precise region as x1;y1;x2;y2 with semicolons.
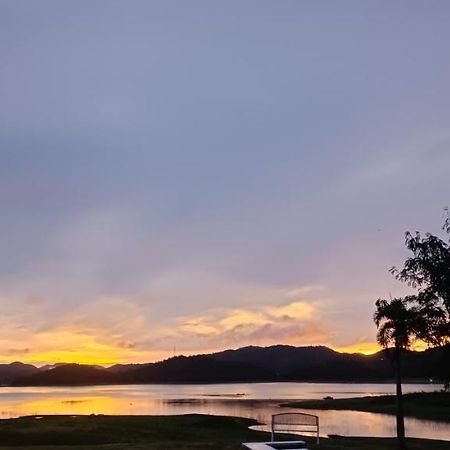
1;345;446;386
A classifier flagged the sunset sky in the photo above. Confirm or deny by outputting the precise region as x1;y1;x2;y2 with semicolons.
1;1;449;365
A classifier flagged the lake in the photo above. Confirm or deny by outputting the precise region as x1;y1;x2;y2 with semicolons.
0;382;448;441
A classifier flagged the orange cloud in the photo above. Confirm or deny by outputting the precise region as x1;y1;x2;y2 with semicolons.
171;300;330;351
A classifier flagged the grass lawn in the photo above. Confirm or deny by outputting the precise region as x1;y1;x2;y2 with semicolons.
0;414;260;450
285;391;450;422
0;414;448;450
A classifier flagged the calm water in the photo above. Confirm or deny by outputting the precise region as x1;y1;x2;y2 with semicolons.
0;383;447;441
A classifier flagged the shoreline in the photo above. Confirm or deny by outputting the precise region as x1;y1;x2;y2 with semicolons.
284;391;450;423
2;379;444;388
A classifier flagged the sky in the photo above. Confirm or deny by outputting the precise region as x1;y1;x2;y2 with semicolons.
0;0;449;365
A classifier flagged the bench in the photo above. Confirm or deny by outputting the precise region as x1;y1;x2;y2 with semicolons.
271;412;319;445
243;412;319;450
242;441;307;450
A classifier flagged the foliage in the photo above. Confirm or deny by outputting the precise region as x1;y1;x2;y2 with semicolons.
391;211;450;347
373;297;421;449
373;297;421;350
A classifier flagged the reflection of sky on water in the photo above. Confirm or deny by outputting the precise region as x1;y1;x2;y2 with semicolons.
252;409;450;442
0;382;438;400
0;383;447;441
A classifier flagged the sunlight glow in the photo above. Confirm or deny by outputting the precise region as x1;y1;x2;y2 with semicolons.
0;330;159;366
333;342;381;355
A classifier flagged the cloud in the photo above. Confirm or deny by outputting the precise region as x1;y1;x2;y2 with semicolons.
0;283;333;364
170;299;329;351
6;348;30;355
286;285;324;298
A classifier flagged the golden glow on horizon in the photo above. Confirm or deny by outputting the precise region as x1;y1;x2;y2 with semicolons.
1;299;325;365
0;338;430;365
0;329;163;366
333;342;381;355
334;340;430;355
0;296;430;365
410;341;429;352
31;330;133;365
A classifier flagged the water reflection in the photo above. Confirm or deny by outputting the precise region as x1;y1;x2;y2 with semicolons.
0;383;447;441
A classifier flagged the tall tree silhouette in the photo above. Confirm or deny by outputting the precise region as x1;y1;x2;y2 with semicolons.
391;210;450;390
374;297;420;450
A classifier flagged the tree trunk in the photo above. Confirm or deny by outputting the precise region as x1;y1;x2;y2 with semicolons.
394;350;406;450
444;345;450;392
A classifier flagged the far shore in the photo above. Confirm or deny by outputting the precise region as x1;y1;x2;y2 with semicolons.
284;391;450;423
3;378;443;387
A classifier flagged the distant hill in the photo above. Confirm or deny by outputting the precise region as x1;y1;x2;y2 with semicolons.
213;345;343;377
214;345;447;381
13;363;115;386
39;363;71;372
0;362;40;385
8;344;448;386
119;355;273;383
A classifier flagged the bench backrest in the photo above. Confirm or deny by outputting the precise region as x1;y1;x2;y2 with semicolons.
271;413;319;444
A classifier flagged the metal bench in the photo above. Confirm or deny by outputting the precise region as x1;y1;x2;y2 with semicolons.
242;441;307;450
242;412;319;449
242;441;308;450
271;412;319;445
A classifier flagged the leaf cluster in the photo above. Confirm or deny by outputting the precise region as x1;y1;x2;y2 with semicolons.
388;210;450;347
374;297;422;350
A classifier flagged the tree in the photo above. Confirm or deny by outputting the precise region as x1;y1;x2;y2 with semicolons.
391;211;450;389
373;297;421;450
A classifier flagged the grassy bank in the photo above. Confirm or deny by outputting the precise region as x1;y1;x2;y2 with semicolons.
0;415;448;450
285;391;450;422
